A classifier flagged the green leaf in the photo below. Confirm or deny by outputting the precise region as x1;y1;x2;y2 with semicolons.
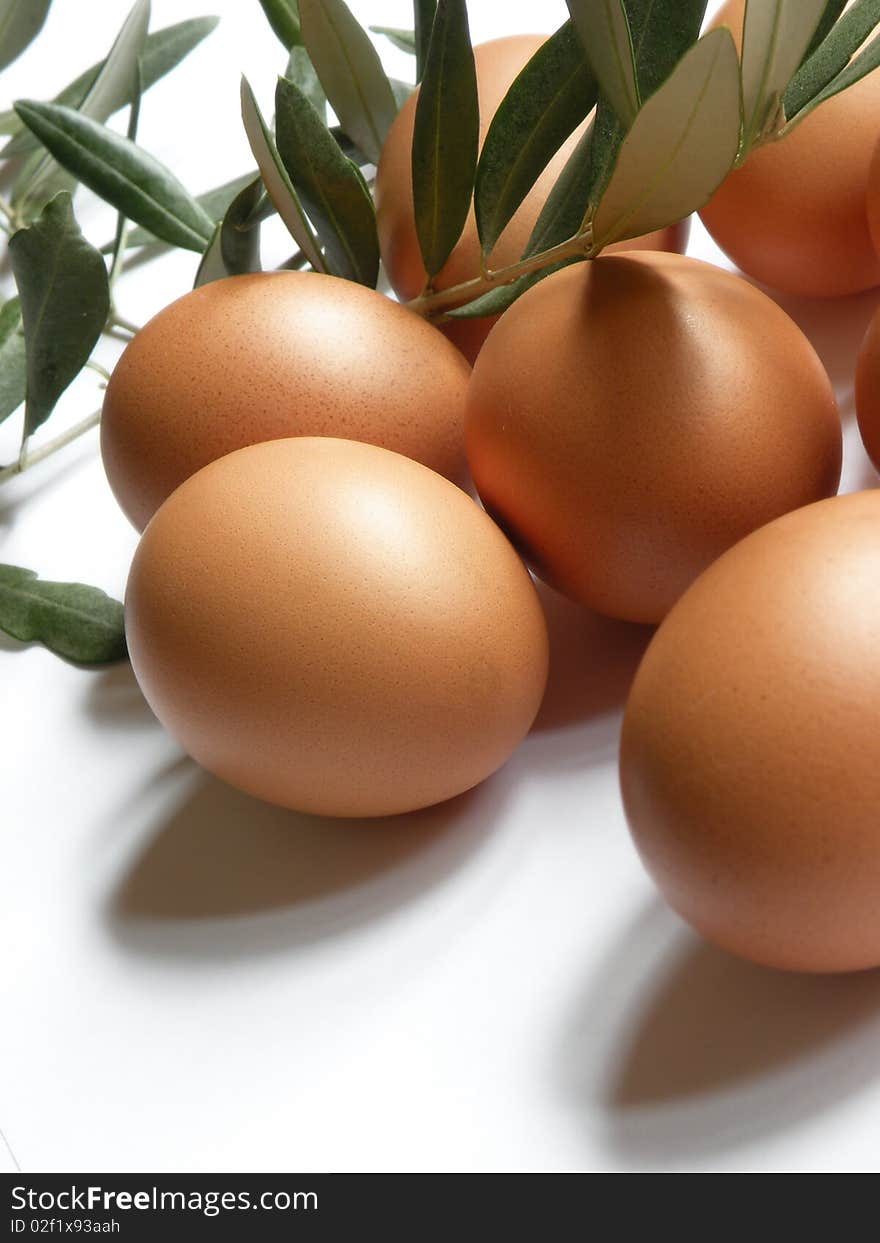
275;75;379;285
1;16;220;159
9;145;74;219
587;1;709;214
798;23;880;115
0;0;52;73
0;297;26;425
448;129;596;321
784;0;880;122
800;0;848;65
414;0;436;82
371;25;416;54
299;0;397;165
8;193;109;438
195;175;263;288
259;0;301;49
240;75;326;272
567;0;639;127
625;0;709;98
474;21;598;257
193;223;225;288
117;172;259;251
740;0;828;150
412;0;478;280
14;101;214;252
592;29;741;250
286;43;326;119
0;565;127;664
21;0;151;208
108;58;143;287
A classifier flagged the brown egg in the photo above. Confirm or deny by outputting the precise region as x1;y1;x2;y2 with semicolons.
856;304;880;470
101;271;471;530
125;437;549;818
868;135;880;258
700;0;880;297
466;251;841;624
375;35;688;364
621;490;880;973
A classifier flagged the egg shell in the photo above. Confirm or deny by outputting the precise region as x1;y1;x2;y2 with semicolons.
101;271;471;531
465;250;842;623
620;490;880;974
868;135;880;258
375;34;688;364
856;303;880;471
700;0;880;298
125;437;549;818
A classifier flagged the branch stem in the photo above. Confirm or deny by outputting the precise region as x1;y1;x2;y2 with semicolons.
108;312;142;337
0;409;102;485
405;228;595;317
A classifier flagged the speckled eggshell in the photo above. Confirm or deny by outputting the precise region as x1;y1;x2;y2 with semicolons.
856;304;880;471
101;271;471;530
465;250;841;624
125;437;549;818
375;34;689;364
700;0;880;297
620;490;880;974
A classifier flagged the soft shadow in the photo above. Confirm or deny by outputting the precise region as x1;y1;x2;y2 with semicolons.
84;661;159;731
561;901;880;1164
106;765;509;961
533;582;653;733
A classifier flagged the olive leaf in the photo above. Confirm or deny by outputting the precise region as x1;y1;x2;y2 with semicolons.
0;297;26;425
19;0;151;209
798;25;880;114
298;0;397;165
588;0;709;214
0;0;52;73
0;565;127;665
371;26;416;55
592;28;741;250
8;192;109;438
474;21;598;258
740;0;828;151
414;0;436;82
14;102;214;251
275;75;379;286
1;16;220;159
194;175;264;287
240;75;326;272
259;0;302;49
193;223;225;287
566;0;639;128
286;44;326;119
412;0;478;280
800;0;848;65
107;58;143;288
119;171;260;251
784;0;880;123
448;129;596;323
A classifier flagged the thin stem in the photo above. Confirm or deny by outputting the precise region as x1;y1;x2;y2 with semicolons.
103;323;135;343
406;229;595;318
85;359;111;383
0;409;101;485
108;312;142;337
0;194;15;226
108;218;130;293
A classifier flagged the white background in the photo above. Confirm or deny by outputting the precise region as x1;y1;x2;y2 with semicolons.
1;0;880;1174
